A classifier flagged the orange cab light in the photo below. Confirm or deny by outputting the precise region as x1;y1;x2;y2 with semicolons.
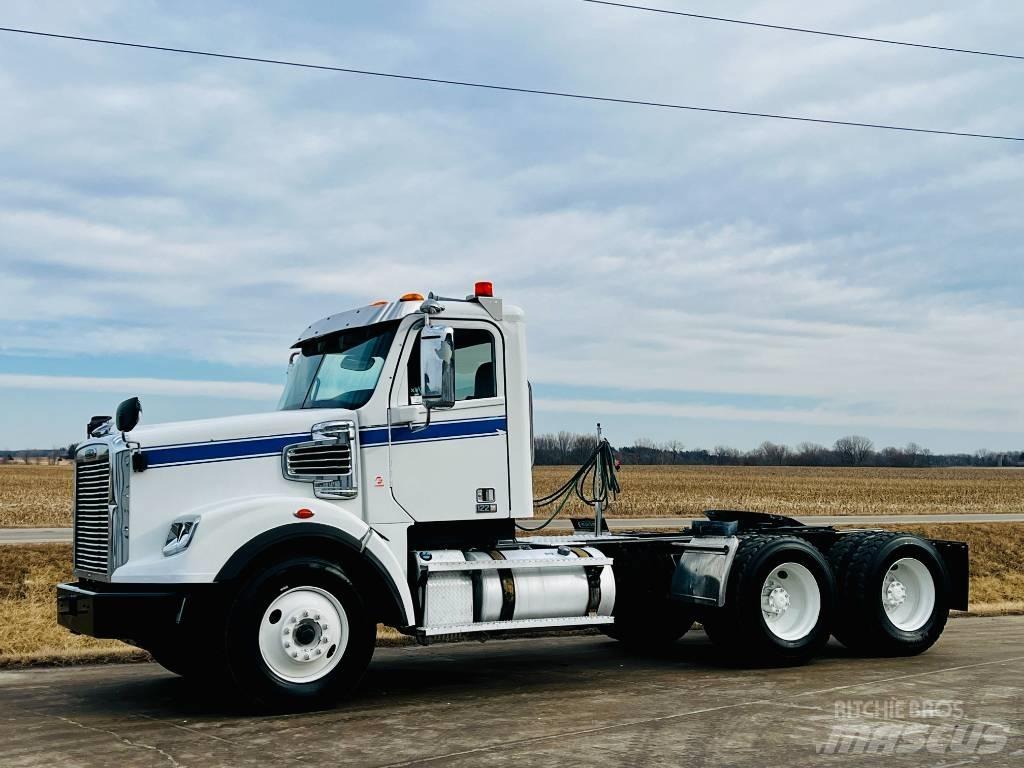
474;281;493;298
369;299;388;307
400;292;425;301
294;508;314;519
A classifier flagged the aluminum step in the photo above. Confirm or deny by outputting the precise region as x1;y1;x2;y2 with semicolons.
418;614;615;637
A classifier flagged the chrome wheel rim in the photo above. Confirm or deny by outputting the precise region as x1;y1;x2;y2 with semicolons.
258;586;349;683
761;562;821;641
882;557;935;631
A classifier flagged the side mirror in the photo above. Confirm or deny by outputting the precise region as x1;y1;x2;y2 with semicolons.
420;325;455;409
116;397;142;434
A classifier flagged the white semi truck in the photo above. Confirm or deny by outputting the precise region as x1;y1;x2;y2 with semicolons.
58;282;969;707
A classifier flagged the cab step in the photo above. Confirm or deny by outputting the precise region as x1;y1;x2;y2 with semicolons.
417;614;614;637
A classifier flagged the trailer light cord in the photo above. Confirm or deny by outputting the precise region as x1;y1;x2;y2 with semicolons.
517;439;620;532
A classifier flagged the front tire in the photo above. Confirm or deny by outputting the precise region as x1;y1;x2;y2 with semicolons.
702;535;835;665
830;532;950;656
224;557;376;709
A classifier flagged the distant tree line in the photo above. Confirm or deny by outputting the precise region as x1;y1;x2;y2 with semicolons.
0;447;69;465
534;431;1024;468
2;437;1020;469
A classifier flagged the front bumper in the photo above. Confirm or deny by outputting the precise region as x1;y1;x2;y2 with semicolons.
57;582;187;640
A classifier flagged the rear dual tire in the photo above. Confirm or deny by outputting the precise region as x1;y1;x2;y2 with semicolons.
829;532;950;656
702;535;834;665
603;603;695;648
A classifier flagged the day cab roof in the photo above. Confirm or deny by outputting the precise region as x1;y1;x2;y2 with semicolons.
292;286;521;348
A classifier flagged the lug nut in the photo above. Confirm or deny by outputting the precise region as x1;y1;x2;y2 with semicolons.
315;649;322;656
292;652;298;658
284;641;291;648
314;614;320;620
303;611;309;618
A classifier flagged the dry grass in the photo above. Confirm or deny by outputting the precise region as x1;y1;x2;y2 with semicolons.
0;544;135;666
3;464;1022;528
536;465;1024;519
887;523;1024;607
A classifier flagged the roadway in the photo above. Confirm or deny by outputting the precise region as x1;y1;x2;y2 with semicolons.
0;616;1021;767
4;513;1023;544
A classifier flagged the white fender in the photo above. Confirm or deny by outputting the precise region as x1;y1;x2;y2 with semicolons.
112;495;415;626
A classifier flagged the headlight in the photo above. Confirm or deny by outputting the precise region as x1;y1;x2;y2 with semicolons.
162;516;200;557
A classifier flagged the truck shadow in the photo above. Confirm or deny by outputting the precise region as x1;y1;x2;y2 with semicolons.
67;631;857;719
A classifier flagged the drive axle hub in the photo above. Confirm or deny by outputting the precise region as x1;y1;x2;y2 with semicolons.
764;586;791;615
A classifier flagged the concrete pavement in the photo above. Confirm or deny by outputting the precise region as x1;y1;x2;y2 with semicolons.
1;616;1021;767
5;513;1023;543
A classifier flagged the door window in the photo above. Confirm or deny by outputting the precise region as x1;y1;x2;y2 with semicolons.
407;327;497;402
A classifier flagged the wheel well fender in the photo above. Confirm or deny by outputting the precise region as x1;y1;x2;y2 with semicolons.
215;523;414;627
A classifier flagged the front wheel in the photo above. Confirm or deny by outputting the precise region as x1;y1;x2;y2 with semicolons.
224;558;376;709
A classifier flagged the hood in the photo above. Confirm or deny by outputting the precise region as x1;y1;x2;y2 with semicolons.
129;408;358;457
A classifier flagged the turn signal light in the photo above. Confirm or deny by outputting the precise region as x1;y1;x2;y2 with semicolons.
400;292;425;301
294;508;314;519
474;281;493;298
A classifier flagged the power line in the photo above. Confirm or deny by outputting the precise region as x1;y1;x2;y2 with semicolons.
584;0;1024;62
1;25;1021;142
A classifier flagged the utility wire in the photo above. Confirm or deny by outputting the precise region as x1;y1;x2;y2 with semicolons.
584;1;1024;62
1;25;1022;142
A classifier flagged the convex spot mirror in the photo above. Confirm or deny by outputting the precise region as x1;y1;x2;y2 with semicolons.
116;396;142;433
420;325;455;409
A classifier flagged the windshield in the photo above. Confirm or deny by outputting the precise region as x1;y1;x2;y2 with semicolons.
278;322;399;410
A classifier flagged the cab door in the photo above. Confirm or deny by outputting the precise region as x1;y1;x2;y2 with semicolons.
388;321;510;522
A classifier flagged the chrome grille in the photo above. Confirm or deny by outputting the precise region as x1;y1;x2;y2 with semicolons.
284;443;353;478
74;450;111;574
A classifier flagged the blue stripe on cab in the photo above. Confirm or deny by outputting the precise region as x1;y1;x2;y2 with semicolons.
143;416;507;468
388;416;506;444
147;434;304;467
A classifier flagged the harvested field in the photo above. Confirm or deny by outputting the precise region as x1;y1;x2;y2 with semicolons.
536;465;1024;519
2;464;1022;528
0;465;72;528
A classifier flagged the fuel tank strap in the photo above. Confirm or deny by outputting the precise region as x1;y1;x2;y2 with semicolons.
570;547;604;617
488;551;516;621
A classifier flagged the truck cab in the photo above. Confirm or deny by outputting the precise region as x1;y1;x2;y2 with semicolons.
57;283;969;708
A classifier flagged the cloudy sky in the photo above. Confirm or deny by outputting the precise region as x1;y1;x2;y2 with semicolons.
1;0;1022;453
